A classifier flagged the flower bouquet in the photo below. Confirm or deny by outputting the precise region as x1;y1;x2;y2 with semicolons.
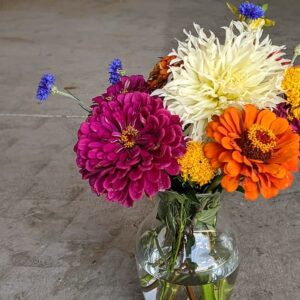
36;2;300;300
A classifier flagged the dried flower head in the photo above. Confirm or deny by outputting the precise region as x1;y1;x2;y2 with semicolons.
147;55;179;91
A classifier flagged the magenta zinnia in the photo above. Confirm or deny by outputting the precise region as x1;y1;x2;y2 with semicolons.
275;102;300;135
95;75;149;103
74;91;186;207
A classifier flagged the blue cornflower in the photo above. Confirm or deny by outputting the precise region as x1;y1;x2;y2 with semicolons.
239;2;265;20
108;58;123;84
36;73;56;102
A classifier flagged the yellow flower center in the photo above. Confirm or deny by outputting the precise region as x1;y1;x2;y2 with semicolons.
120;88;128;94
282;66;300;113
247;124;276;153
178;141;215;186
121;125;138;148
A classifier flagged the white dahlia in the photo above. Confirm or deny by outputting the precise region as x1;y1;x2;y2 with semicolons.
160;21;289;140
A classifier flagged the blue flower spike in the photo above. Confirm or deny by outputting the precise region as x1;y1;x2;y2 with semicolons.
238;2;265;20
36;73;56;102
108;58;125;84
227;2;275;28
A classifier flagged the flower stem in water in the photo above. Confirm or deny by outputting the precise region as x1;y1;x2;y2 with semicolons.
200;283;216;300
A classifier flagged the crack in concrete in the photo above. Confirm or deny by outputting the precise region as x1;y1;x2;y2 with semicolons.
0;113;86;118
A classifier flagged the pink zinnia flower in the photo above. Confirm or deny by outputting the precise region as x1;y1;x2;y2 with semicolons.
94;75;149;104
74;91;186;207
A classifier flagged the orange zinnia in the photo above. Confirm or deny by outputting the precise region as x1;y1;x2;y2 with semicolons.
204;105;299;200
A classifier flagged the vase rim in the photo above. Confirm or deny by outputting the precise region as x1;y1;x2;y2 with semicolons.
195;191;222;197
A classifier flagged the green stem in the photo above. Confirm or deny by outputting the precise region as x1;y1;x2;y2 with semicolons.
51;87;91;113
291;54;297;66
158;202;186;300
158;282;180;300
201;283;216;300
168;285;180;300
158;281;170;300
217;279;225;300
168;201;185;273
291;44;300;65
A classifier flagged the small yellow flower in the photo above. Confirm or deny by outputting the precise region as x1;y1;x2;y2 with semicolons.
249;18;265;30
291;106;300;119
282;66;300;118
178;141;215;186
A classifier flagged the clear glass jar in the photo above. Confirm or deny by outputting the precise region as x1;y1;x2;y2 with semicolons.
135;192;239;300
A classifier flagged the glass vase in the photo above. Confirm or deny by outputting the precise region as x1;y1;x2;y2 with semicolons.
135;192;239;300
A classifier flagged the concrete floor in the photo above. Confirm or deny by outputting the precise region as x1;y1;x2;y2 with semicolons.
0;0;299;299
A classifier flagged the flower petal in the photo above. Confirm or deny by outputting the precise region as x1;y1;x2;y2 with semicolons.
129;178;144;201
242;178;259;201
221;175;240;192
243;104;258;129
269;118;289;135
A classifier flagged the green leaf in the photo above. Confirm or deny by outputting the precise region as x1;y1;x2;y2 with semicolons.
140;273;155;288
139;230;159;265
184;259;198;273
185;233;195;257
238;14;246;22
194;206;219;227
226;2;239;15
160;190;187;204
264;18;276;27
153;228;169;266
166;208;177;236
205;174;222;193
261;3;268;12
157;195;169;223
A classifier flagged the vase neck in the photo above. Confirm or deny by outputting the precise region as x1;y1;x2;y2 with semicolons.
157;191;222;232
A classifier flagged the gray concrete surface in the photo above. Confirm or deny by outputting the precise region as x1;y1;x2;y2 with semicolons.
0;0;299;299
